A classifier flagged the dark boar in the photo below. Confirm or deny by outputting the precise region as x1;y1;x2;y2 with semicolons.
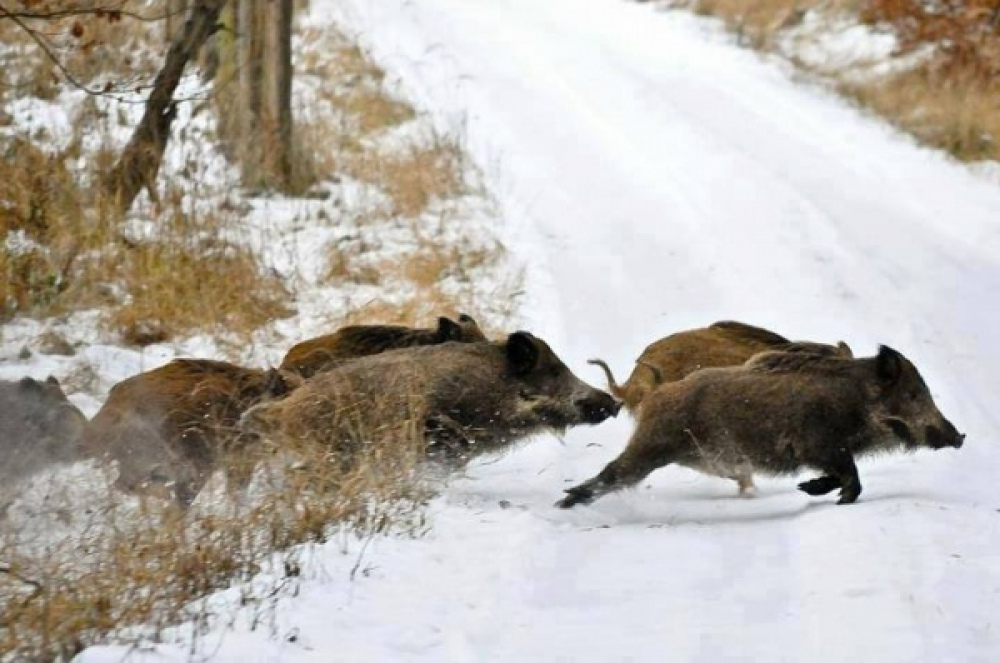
81;359;301;508
1;376;88;514
279;314;488;379
558;345;963;508
589;321;852;413
244;331;621;468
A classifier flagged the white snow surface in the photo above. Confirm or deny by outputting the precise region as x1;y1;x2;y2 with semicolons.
79;0;1000;661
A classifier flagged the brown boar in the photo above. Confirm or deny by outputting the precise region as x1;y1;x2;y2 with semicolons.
243;331;621;469
279;314;488;379
589;321;852;413
1;376;88;514
81;359;301;508
558;345;963;508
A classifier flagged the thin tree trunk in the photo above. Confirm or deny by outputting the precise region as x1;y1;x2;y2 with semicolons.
237;0;262;144
106;0;228;215
264;0;294;186
164;0;188;44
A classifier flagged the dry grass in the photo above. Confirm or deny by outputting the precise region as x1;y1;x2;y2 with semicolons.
346;136;469;218
109;235;292;346
0;437;430;660
668;0;842;49
664;0;1000;164
839;65;1000;162
0;7;520;659
0;136;292;343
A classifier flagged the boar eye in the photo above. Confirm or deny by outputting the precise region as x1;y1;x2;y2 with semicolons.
518;389;541;401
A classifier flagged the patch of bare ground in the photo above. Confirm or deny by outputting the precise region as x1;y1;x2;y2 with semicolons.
660;0;1000;165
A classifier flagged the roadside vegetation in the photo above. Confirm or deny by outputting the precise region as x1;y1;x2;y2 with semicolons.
0;3;519;659
662;0;1000;166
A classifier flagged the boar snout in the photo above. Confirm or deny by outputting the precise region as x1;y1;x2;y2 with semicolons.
926;419;965;449
575;390;621;425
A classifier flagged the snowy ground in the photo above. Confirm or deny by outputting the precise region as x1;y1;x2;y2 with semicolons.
78;0;1000;661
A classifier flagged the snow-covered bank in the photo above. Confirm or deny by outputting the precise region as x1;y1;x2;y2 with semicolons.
82;0;1000;660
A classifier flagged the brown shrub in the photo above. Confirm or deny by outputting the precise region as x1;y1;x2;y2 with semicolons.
108;235;292;346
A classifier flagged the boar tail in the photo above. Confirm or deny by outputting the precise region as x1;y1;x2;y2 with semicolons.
587;358;626;400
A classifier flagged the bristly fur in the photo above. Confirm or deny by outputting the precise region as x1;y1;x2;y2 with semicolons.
558;345;963;508
589;320;851;414
247;332;618;475
280;314;488;379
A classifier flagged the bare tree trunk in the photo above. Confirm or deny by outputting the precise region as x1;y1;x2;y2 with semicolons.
164;0;189;44
264;0;294;186
237;0;262;143
106;0;228;215
213;1;239;157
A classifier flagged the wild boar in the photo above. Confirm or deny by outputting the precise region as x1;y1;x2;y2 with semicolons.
1;376;88;515
279;313;488;379
243;331;621;470
81;359;301;508
589;320;853;414
558;345;963;508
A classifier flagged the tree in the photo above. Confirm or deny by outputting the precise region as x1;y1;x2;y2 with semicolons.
220;0;296;190
104;0;228;213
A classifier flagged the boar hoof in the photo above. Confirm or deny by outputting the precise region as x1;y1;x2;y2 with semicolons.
797;476;840;496
836;490;861;505
736;476;757;497
556;487;594;509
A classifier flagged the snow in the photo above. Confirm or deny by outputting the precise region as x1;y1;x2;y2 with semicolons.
75;0;1000;660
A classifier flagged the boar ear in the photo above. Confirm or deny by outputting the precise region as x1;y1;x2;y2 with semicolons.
45;375;61;386
18;376;42;391
263;368;293;397
436;317;462;342
458;313;476;324
506;331;540;375
837;342;854;358
876;345;903;384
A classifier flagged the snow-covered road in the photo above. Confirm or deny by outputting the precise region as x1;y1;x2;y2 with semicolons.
83;1;1000;660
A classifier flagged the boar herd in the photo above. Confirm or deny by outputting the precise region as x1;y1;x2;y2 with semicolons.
0;317;964;518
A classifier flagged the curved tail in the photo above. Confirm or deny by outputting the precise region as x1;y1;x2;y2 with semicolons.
588;358;625;401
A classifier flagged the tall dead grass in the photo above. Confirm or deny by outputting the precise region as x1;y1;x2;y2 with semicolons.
675;0;821;49
1;8;520;660
0;135;291;343
0;436;431;660
663;0;1000;164
849;0;1000;162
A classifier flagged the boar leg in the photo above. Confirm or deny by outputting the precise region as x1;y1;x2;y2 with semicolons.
812;453;862;504
735;474;757;496
556;442;675;508
797;476;840;496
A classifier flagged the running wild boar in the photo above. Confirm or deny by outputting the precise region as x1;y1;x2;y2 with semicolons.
81;359;301;508
1;376;88;514
244;331;621;468
589;320;853;414
558;345;963;508
279;314;488;379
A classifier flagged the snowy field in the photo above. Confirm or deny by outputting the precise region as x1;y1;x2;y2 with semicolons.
79;0;1000;661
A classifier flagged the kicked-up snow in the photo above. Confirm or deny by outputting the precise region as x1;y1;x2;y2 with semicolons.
79;0;1000;661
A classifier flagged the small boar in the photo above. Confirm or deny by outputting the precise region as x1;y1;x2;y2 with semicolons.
1;376;88;515
279;314;488;379
589;321;853;414
244;331;621;469
81;359;301;508
558;345;963;508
